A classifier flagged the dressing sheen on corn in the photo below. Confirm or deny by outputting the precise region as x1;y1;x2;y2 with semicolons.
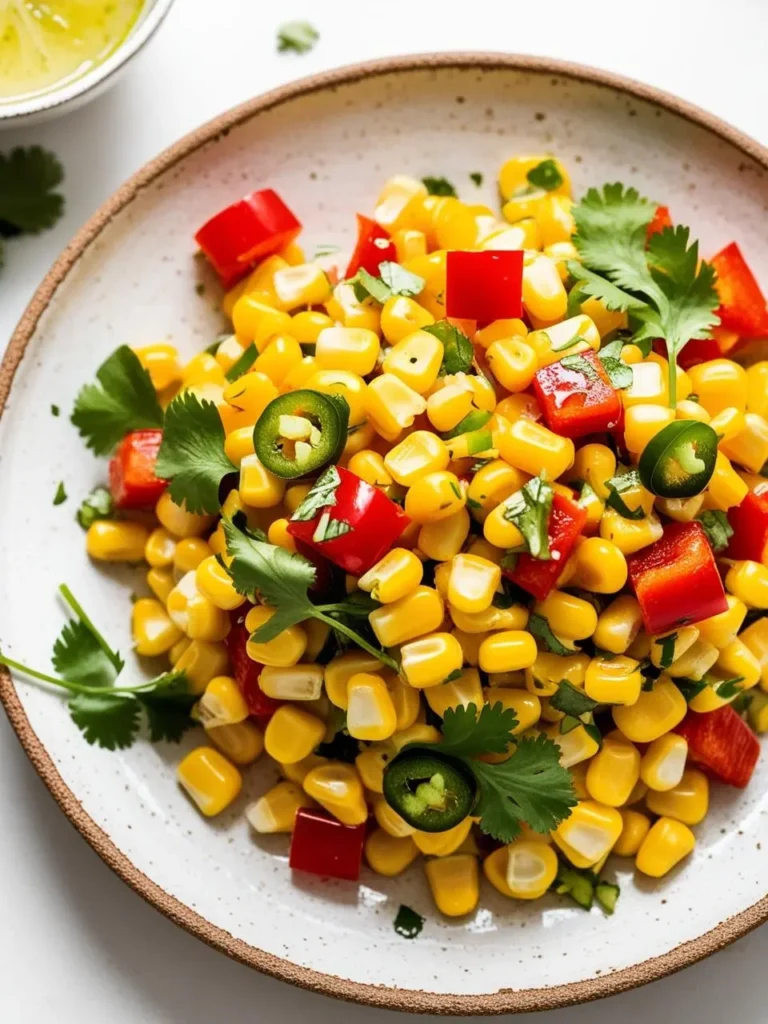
9;152;768;924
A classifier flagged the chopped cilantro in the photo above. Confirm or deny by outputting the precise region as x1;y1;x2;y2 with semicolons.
394;904;425;938
424;320;474;375
277;21;319;54
469;172;483;187
501;476;554;559
53;481;67;506
696;509;734;553
422;176;457;197
526;159;564;192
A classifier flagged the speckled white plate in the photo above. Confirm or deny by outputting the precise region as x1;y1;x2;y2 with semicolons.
2;55;768;1015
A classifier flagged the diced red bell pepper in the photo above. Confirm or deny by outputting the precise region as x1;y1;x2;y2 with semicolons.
226;616;282;724
532;350;621;439
289;807;366;881
627;521;728;635
446;250;523;323
675;706;760;788
288;467;410;576
195;189;302;288
710;242;768;339
668;337;723;369
504;492;587;600
345;214;397;278
646;204;672;240
108;429;166;509
726;490;768;565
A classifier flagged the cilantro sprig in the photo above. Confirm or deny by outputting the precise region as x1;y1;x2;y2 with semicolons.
410;702;576;843
222;515;399;671
0;585;194;749
0;146;65;267
569;183;720;405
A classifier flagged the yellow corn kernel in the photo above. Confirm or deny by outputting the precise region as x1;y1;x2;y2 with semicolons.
424;668;483;718
180;352;226;389
355;745;390;794
740;618;768;689
250;334;302;387
393;228;428;264
412;817;473;859
546;722;600;768
426;382;474;433
147;566;175;604
494;416;574;480
156;492;214;539
534;194;574;246
279;355;317;394
748;690;768;731
571;295;624;338
173;640;228;695
238;454;285;509
370;587;445;649
483;218;540;250
325;280;381;332
686;677;739;712
280;484;309;515
483;845;518;898
585;655;643;705
266;518;296;553
592;596;643;655
486;337;538;393
526;314;600;367
270;262;330;310
145;527;177;568
177;746;241;817
384;430;449;488
613;809;651;856
315;325;380;377
483;687;541;735
400;632;463;689
534;590;598;642
134;342;182;392
687;358;748;416
214;334;246;375
257;665;323;702
645;768;708;828
708;406;746;443
446;554;501;615
717;636;762;690
499;154;571;201
375;177;429;234
664;639;718;681
493;839;557;900
192;674;248;730
347;449;393;492
563;443;616;501
289;309;333;344
86;520;149;563
568;536;627;593
424;853;479;916
419;508;471;562
654;494;706;523
382;328;443;394
622;360;668;409
166;571;229;641
324;651;385;709
222;372;279;428
345;672;397;741
612;677;687;742
475;319;528;349
478;631;538;674
246;780;314;834
403;471;464;525
173;537;211;576
676;398;711;423
520;253;568;323
640;733;687;793
586;732;641;807
194;556;244;612
544;240;579;280
449;629;486;669
244;605;306;667
366;374;427;441
552;800;623;869
222;426;255;467
303;761;368;825
624;404;676;455
649;625;700;669
358;548;423;605
525;651;590;697
746;361;768;418
704;451;749;511
467;459;525;523
636;817;695;877
207;720;263;766
381;671;418;731
365;828;420;876
600;508;664;555
450;603;529;636
721;412;768;474
131;598;183;657
264;705;326;765
480;493;526;549
696;595;747;650
725;560;768;609
232;296;292;350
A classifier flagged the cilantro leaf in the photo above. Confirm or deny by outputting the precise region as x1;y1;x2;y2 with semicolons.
277;20;319;53
528;613;578;656
560;353;600;382
696;509;734;553
431;701;519;758
572;183;656;292
76;486;114;530
68;692;141;750
469;733;577;842
549;680;599;718
598;354;634;390
422;177;457;197
423;320;474;375
604;470;645;520
291;465;342;522
53;620;119;689
223;516;315;612
155;391;235;515
350;267;391;304
526;159;563;192
138;672;197;743
502;476;554;559
71;346;164;455
53;482;67;506
0;146;65;233
350;262;425;304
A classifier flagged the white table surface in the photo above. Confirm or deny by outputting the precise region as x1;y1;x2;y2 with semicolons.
3;1;768;1020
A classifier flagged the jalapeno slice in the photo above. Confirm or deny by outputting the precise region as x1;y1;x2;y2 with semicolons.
253;389;350;480
382;749;476;832
638;419;719;498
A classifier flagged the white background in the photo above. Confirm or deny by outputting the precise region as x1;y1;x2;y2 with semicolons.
2;1;768;1020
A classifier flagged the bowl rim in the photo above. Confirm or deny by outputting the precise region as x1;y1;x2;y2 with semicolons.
2;51;768;1015
0;0;177;122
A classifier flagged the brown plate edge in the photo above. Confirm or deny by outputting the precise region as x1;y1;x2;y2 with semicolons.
2;51;768;1016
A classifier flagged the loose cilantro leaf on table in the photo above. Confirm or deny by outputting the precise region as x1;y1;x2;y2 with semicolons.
155;391;236;515
422;176;457;197
424;320;474;375
469;172;483;187
72;346;164;455
0;146;64;234
696;509;734;553
502;475;553;559
53;482;67;506
526;159;563;192
277;21;319;54
394;904;425;939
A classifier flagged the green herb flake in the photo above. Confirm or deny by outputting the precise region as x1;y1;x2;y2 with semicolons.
526;159;564;192
469;172;483;187
422;176;457;197
53;482;67;506
50;404;60;417
655;632;678;670
423;320;474;375
528;613;578;656
715;675;745;700
394;904;425;939
501;476;554;559
225;341;258;382
550;680;598;718
277;21;319;54
696;509;734;553
349;261;424;305
76;486;114;530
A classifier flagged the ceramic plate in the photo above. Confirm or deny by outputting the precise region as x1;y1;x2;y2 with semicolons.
2;55;768;1015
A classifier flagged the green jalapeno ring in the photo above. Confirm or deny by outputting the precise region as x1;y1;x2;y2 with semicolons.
253;389;350;480
382;748;476;832
638;419;719;499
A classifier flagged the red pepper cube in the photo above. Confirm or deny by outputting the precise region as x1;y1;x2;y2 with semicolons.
226;618;282;724
289;807;366;881
108;429;166;509
646;204;672;241
195;189;302;288
627;521;728;635
727;490;768;565
445;250;523;323
532;351;621;440
675;706;760;788
345;214;397;278
710;241;768;339
504;492;586;601
288;467;410;577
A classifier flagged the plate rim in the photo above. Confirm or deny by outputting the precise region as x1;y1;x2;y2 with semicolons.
2;51;768;1015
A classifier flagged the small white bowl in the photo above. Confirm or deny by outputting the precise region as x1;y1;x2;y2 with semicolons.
0;0;176;127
